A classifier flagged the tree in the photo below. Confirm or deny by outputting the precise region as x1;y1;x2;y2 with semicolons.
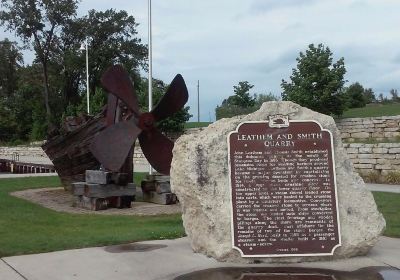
281;43;346;116
0;39;23;142
215;81;278;120
56;9;147;115
254;92;279;107
11;64;47;141
136;77;192;133
390;89;399;102
0;39;23;97
230;81;256;107
80;9;147;98
363;88;375;104
0;0;79;123
343;82;366;108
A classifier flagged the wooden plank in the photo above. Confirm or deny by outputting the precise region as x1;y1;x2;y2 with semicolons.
71;182;86;195
141;180;156;192
74;183;136;198
73;196;108;211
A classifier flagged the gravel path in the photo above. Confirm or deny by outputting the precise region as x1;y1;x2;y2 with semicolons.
11;187;182;216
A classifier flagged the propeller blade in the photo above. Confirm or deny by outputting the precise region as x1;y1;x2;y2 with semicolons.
101;65;140;115
139;128;174;175
105;94;118;126
151;74;189;121
90;120;142;172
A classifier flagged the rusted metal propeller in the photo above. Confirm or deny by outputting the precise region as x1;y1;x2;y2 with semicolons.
90;65;189;175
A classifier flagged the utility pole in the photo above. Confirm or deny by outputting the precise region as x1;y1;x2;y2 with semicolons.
148;0;153;114
148;0;153;175
85;38;89;115
197;80;200;123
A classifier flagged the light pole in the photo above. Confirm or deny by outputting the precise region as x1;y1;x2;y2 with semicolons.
148;0;153;114
148;0;153;174
197;80;200;123
80;38;90;115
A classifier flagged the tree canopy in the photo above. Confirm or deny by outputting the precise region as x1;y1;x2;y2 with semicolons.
281;43;346;116
216;81;277;120
363;88;375;104
0;39;22;97
0;0;80;121
343;82;366;108
0;3;190;143
136;78;192;133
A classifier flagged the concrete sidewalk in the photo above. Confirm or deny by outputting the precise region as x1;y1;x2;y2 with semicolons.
0;236;399;280
366;183;400;193
0;173;57;179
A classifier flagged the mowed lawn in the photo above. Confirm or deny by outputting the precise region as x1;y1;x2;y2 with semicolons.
341;103;400;118
0;176;399;257
184;122;211;129
372;191;400;238
0;176;185;257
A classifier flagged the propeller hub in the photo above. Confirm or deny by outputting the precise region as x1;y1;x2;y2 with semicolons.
138;112;155;131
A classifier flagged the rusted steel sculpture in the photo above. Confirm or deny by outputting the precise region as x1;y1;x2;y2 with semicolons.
42;65;188;188
90;65;189;175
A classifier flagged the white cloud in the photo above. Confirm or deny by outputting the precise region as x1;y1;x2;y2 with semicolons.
1;0;400;120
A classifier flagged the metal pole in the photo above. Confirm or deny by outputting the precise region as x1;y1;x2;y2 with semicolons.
86;38;90;115
148;0;153;175
197;80;200;123
148;0;153;112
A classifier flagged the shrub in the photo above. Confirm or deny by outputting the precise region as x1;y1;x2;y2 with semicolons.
361;171;380;183
362;171;380;183
385;171;400;184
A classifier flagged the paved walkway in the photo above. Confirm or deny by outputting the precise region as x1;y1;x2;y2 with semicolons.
366;183;400;193
0;173;57;179
0;236;398;280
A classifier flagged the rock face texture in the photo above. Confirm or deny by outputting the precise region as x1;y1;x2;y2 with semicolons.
171;101;385;263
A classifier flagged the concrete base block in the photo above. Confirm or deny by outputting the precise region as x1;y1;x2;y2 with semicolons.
85;170;129;186
143;191;177;205
85;170;112;184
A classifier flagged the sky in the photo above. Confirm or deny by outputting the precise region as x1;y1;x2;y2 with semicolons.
1;0;400;121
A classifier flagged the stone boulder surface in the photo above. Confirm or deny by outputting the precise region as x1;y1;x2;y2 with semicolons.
171;101;385;263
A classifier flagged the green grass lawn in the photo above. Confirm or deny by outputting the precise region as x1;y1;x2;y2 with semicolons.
372;191;400;238
341;103;400;118
184;122;212;129
0;175;184;257
0;176;398;257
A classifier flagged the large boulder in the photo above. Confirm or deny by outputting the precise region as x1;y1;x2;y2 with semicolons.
171;101;385;263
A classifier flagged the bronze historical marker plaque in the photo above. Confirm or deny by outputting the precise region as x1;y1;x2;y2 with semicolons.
228;117;341;257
